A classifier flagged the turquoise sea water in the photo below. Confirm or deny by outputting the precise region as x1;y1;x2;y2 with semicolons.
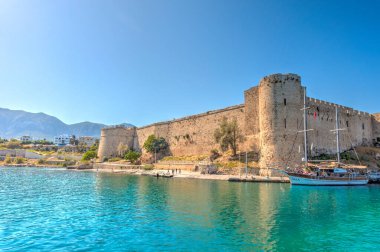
1;167;380;251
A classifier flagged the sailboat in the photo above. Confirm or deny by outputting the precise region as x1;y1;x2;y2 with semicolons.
284;88;368;186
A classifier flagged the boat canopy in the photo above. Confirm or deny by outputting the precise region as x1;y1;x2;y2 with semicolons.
333;168;347;173
317;167;347;173
317;165;368;170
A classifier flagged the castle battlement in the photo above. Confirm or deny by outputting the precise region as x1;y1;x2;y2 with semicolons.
260;73;301;85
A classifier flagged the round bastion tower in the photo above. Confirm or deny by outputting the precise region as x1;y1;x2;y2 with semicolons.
258;74;304;172
97;126;136;161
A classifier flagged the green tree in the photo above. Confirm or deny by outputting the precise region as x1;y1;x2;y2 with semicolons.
82;150;97;161
124;150;141;164
143;135;168;154
214;117;244;156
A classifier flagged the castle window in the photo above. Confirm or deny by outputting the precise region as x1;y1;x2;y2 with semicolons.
284;98;287;106
362;123;365;130
284;118;287;129
346;121;349;127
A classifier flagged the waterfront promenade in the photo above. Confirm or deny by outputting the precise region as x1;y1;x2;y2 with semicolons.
91;163;290;183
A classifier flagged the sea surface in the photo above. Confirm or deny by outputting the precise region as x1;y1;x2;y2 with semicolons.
0;167;380;251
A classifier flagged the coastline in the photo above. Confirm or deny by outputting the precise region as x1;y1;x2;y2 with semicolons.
90;166;290;183
0;164;290;183
1;164;62;168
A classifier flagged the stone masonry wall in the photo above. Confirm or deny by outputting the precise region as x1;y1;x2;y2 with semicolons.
306;98;373;156
98;126;136;160
244;87;261;153
372;113;380;142
135;105;247;156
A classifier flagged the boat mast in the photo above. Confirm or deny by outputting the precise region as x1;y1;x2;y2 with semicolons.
335;106;341;164
303;87;308;164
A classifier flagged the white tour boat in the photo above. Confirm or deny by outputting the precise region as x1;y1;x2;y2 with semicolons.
287;168;368;186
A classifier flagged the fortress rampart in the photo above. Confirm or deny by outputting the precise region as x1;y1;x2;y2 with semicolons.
98;73;380;170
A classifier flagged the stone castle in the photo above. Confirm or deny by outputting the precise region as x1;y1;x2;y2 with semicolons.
98;73;380;169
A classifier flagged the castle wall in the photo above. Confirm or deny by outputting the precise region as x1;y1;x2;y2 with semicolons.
306;98;373;156
244;87;261;153
135;105;247;156
372;114;380;141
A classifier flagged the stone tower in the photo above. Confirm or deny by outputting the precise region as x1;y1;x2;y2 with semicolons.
97;126;136;161
258;74;304;170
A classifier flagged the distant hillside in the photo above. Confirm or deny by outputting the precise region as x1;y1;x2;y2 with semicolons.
0;108;133;140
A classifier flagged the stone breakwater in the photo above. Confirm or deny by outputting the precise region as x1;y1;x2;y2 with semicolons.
98;73;380;171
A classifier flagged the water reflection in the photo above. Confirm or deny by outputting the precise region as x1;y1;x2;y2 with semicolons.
97;174;380;250
22;170;377;251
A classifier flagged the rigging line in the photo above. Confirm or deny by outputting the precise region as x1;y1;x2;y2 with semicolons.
347;130;362;166
284;117;304;168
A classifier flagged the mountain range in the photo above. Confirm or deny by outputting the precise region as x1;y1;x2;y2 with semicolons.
0;108;133;140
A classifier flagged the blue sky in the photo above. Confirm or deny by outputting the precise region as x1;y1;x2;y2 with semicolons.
0;0;379;126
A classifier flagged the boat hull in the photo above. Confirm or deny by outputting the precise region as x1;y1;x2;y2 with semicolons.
288;174;368;186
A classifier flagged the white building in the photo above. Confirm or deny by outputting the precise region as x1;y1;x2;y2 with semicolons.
54;134;71;146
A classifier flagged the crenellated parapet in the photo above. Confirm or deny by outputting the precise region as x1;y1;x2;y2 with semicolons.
259;73;301;85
